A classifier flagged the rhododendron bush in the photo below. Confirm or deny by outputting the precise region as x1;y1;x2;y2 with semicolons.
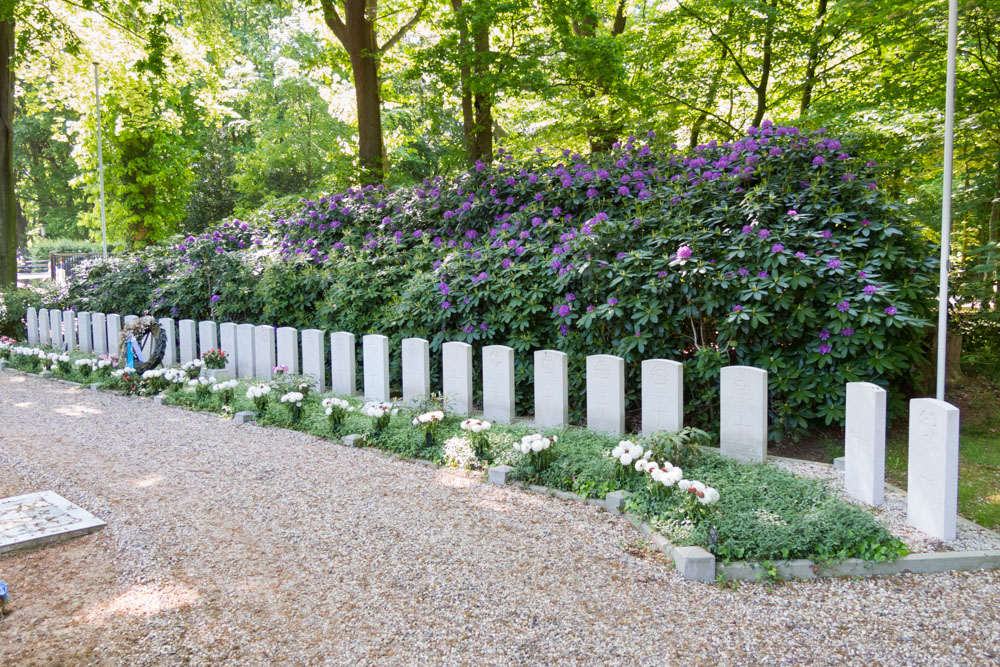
52;123;936;439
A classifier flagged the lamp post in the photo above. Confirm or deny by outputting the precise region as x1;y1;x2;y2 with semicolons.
93;62;108;259
935;0;958;401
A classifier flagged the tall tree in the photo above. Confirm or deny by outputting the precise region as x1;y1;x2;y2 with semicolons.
0;15;14;286
317;0;426;182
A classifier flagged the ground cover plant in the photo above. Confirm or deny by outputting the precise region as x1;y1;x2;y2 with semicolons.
1;338;909;565
28;125;937;442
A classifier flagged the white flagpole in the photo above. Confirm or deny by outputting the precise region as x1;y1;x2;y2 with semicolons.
936;0;958;401
93;62;108;259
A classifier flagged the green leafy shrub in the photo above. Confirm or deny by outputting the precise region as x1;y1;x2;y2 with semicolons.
50;123;937;440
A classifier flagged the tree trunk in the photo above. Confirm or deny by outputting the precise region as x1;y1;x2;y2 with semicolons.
472;21;493;162
799;0;828;116
450;0;478;164
348;23;385;183
0;19;15;288
751;0;778;128
990;151;1000;244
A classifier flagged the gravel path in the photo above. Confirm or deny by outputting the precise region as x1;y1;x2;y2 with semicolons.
1;371;999;666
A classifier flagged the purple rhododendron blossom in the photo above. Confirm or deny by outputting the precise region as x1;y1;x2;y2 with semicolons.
757;229;771;239
771;243;784;253
608;297;618;306
733;304;742;312
441;301;450;309
864;285;877;295
827;259;842;269
819;344;831;355
677;245;693;259
885;306;898;315
838;300;850;312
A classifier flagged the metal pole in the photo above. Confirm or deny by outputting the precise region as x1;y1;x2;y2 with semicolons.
93;62;108;259
935;0;959;401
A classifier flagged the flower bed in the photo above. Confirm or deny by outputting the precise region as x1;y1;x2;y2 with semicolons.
1;338;909;566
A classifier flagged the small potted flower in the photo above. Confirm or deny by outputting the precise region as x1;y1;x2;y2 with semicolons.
201;349;231;382
322;397;353;434
246;383;272;413
182;358;204;380
677;478;720;522
142;368;168;394
75;358;95;378
211;379;239;404
55;354;72;375
189;375;215;399
362;401;396;436
513;433;557;471
280;390;305;423
460;418;492;461
412;410;445;448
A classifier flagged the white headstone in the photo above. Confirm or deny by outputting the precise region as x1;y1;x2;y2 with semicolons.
178;319;198;365
62;310;76;352
362;334;390;402
159;318;177;366
38;308;49;346
78;312;93;353
236;324;256;378
442;341;473;415
92;312;107;355
586;354;625;435
198;321;218;357
642;359;684;436
534;349;568;428
49;309;63;350
219;322;238;374
482;345;515;423
330;332;356;395
276;327;300;375
401;337;430;406
124;314;138;328
301;329;326;391
254;325;277;380
26;307;38;344
106;314;122;356
719;366;768;463
906;398;960;541
845;382;887;506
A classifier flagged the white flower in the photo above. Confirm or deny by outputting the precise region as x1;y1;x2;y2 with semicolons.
246;383;272;399
460;418;491;433
678;479;692;492
443;436;477;469
362;402;393;418
181;359;204;371
699;486;720;505
515;433;554;454
280;391;304;406
211;379;239;392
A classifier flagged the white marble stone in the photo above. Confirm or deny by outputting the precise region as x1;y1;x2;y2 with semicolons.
236;324;256;378
0;491;106;556
254;325;277;380
845;382;887;506
92;312;107;355
907;398;960;541
720;366;768;463
362;334;390;402
277;327;300;375
534;349;568;428
330;332;356;395
482;345;515;423
178;319;198;365
62;310;77;352
586;354;625;434
198;321;218;357
124;314;138;328
159;318;177;366
401;337;430;406
219;322;238;374
49;308;63;350
26;307;38;344
78;312;93;353
641;359;684;435
301;329;326;391
38;308;49;346
442;341;473;415
106;314;122;356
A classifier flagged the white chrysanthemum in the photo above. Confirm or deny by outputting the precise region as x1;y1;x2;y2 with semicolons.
699;486;720;505
280;391;304;405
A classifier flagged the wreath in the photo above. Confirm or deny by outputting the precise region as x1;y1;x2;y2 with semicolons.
118;315;166;373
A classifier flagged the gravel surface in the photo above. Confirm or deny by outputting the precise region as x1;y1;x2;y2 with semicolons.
770;458;1000;553
2;371;999;665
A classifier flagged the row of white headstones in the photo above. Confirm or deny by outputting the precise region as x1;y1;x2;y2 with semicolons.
24;306;960;541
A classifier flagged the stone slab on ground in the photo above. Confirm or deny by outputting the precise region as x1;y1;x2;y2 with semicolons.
0;490;106;556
